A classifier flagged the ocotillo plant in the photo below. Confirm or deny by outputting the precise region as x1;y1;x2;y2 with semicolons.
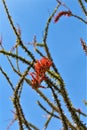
0;0;87;130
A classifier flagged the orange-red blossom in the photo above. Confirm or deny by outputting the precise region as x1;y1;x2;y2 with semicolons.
30;57;52;89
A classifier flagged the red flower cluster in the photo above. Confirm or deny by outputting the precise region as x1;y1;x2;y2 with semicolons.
30;57;52;89
54;10;72;23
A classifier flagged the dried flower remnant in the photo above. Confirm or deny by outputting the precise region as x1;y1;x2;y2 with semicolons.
80;38;87;55
54;10;72;23
30;57;52;89
28;35;37;50
17;24;21;36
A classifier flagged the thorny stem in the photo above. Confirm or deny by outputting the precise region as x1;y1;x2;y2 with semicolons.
13;66;32;130
0;50;33;66
0;66;14;91
37;101;77;130
43;109;54;130
36;89;60;113
59;84;87;129
78;0;87;15
43;3;60;59
13;98;24;130
51;87;68;129
72;13;87;24
37;101;60;119
2;0;35;61
16;47;20;72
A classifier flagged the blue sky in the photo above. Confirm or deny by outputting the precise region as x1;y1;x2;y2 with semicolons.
0;0;87;130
